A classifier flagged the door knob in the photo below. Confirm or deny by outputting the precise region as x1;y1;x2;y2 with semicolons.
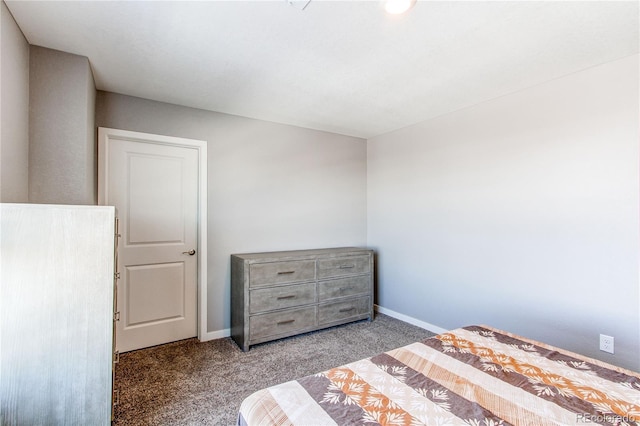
182;249;196;256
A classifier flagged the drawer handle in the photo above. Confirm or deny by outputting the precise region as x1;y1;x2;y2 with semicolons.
339;307;356;313
277;319;295;325
277;295;296;300
339;265;355;269
277;271;295;275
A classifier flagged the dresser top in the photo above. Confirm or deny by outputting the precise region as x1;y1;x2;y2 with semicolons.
231;247;372;262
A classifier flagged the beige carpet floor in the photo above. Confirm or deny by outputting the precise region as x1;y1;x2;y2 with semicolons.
114;313;435;426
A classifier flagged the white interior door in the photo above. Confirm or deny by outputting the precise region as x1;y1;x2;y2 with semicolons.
100;129;202;352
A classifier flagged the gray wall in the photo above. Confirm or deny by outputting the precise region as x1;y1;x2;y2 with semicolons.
4;12;638;370
96;92;368;334
29;46;96;204
368;54;640;371
1;1;29;203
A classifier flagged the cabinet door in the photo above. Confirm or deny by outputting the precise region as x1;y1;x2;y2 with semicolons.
1;204;115;425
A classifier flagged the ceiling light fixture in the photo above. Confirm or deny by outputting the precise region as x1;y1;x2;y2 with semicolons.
383;0;417;14
287;0;312;11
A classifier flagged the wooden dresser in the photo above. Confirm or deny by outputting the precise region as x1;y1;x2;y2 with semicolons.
231;247;374;351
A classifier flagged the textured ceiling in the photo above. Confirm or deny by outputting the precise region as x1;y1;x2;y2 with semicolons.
6;1;639;138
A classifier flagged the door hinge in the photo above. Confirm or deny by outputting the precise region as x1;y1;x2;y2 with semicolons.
113;350;120;364
114;311;120;322
113;388;120;406
114;272;121;280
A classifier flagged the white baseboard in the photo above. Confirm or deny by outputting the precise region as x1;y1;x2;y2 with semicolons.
199;328;230;342
374;305;448;335
197;307;446;342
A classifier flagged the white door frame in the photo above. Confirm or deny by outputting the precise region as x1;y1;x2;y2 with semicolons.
98;127;208;343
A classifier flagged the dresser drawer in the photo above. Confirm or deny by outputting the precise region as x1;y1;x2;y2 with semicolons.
250;306;317;340
318;297;370;325
250;260;315;287
317;255;370;279
318;276;370;301
250;282;316;314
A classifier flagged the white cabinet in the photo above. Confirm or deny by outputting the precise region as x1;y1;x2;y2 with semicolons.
1;204;117;425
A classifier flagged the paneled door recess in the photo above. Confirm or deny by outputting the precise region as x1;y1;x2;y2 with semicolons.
99;128;207;353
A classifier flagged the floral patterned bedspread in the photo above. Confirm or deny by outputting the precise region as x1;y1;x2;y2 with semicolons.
238;325;640;426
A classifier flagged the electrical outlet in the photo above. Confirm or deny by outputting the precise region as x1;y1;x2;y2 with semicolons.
600;334;614;354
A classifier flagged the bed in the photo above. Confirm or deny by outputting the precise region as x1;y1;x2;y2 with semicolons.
238;325;640;425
